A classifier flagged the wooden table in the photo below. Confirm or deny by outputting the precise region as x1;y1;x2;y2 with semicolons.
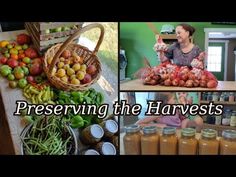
120;79;236;91
0;30;114;155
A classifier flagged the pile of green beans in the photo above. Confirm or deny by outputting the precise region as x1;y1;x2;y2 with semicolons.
21;116;76;155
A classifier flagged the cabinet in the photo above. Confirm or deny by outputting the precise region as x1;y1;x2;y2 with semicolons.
160;34;193;44
199;92;236;136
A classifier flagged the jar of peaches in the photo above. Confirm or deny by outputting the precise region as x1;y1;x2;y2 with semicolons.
160;127;178;155
123;125;141;155
141;126;159;155
220;130;236;155
199;129;219;155
178;128;198;155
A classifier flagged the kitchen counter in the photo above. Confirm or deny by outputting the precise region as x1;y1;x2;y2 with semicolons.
0;30;114;154
120;79;236;91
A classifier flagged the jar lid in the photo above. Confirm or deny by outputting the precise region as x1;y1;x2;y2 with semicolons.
91;124;104;139
101;142;117;155
163;127;176;135
84;149;100;155
181;128;196;137
201;129;217;138
125;125;140;133
143;126;157;134
222;130;236;139
105;120;118;134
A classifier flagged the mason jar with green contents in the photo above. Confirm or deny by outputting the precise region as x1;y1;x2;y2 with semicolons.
178;128;197;155
199;129;219;155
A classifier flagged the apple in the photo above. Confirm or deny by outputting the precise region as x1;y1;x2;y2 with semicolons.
0;57;8;64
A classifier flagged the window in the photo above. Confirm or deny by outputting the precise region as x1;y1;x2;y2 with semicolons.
207;46;222;72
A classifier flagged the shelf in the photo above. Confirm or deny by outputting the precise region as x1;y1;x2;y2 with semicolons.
160;34;176;40
200;100;236;105
203;123;236;130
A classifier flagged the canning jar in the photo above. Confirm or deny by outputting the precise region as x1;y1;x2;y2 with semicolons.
219;93;225;102
141;126;159;155
178;128;197;155
199;129;219;155
229;92;235;102
95;142;117;155
81;124;104;145
215;115;222;125
160;127;178;155
83;149;100;155
123;125;141;155
230;111;236;127
212;92;219;101
220;130;236;155
222;109;231;126
100;119;118;138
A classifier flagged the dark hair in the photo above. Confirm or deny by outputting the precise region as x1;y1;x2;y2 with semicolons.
177;23;195;36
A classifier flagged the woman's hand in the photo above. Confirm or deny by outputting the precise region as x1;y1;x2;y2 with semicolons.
191;58;204;69
153;42;168;52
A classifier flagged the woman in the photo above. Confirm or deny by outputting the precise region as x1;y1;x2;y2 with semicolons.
136;92;203;132
154;23;204;69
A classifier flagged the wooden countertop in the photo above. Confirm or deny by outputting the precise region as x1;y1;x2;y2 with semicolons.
120;79;236;91
0;30;114;154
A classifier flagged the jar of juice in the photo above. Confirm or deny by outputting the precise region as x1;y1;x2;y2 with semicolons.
123;125;141;155
178;128;197;155
199;129;219;155
141;126;159;155
160;127;177;155
220;130;236;155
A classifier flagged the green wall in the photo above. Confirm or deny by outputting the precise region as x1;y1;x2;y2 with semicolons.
120;22;236;78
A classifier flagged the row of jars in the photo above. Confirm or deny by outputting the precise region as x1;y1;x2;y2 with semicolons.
206;109;236;126
202;92;236;102
80;119;118;155
123;125;236;155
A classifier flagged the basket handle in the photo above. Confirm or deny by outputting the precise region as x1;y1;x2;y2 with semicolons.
48;23;105;74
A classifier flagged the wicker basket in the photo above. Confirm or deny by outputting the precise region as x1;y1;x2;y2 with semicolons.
43;23;104;91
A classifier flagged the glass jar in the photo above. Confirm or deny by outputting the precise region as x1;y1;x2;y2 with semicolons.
178;128;198;155
160;127;177;155
220;130;236;155
95;142;117;155
199;129;219;155
207;92;212;101
219;93;225;102
224;92;229;101
229;92;235;102
215;115;222;125
141;126;159;155
222;109;231;126
123;125;141;155
100;119;118;138
212;92;219;102
230;111;236;127
83;149;100;155
81;124;104;145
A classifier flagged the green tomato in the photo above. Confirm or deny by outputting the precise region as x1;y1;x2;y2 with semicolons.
18;78;28;88
22;66;29;75
7;73;15;81
4;53;10;58
22;44;28;50
7;44;13;49
0;67;11;77
9;81;17;88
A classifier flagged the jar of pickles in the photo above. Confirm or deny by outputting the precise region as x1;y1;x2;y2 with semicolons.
220;130;236;155
219;93;225;102
178;128;198;155
123;125;141;155
160;127;178;155
222;109;231;126
212;92;219;101
141;126;159;155
199;129;219;155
